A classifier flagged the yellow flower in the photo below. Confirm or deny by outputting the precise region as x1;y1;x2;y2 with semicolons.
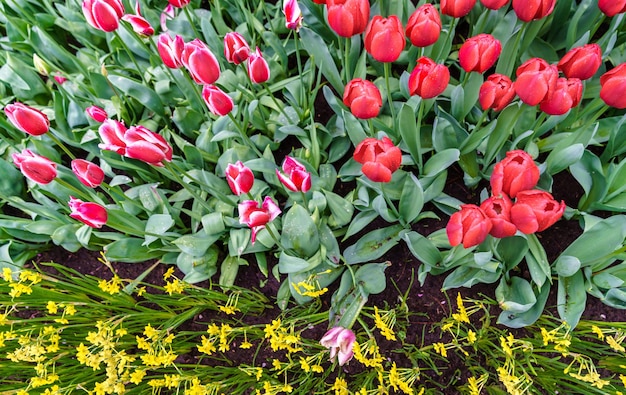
219;305;240;315
198;336;216;355
299;357;311;372
331;377;348;395
373;306;396;341
164;279;185;295
163;267;175;280
591;325;604;340
452;292;470;323
46;301;58;314
130;369;146;384
433;342;447;358
467;329;477;344
606;335;625;353
240;340;253;349
2;267;13;282
64;305;76;316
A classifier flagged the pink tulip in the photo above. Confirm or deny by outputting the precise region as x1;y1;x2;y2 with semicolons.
12;149;57;185
157;33;185;69
160;4;175;31
181;39;221;85
69;197;108;228
238;197;281;244
71;159;105;188
82;0;125;32
320;327;356;366
4;102;50;136
276;156;311;192
283;0;303;31
124;125;173;167
167;0;191;8
86;105;108;123
224;32;250;65
225;161;255;196
247;47;270;84
202;84;234;116
98;119;128;155
121;2;154;36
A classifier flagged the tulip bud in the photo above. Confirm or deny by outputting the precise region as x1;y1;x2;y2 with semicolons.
124;125;173;167
599;63;626;109
247;47;270;84
158;34;185;69
86;105;108;123
202;84;234;116
598;0;626;17
480;195;517;238
33;54;51;76
440;0;477;17
160;4;175;31
326;0;370;37
510;190;565;234
539;77;582;116
98;119;128;155
182;39;221;85
53;74;68;84
364;15;405;63
121;2;155;36
223;32;250;65
479;74;516;112
82;0;125;32
514;58;558;106
69;196;108;228
283;0;303;31
4;102;50;136
447;204;492;248
71;159;105;188
320;327;356;366
12;149;58;185
557;43;602;80
276;156;312;193
405;4;441;48
459;34;502;73
408;56;450;99
480;0;510;10
238;197;281;244
343;78;383;119
512;0;555;22
353;137;402;183
167;0;191;8
490;150;540;199
225;161;255;196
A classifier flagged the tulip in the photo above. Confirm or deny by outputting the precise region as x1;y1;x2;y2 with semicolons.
479;74;516;111
12;149;57;185
364;15;405;63
276;156;311;193
512;0;555;22
480;195;517;238
157;33;185;69
202;84;234;116
459;34;502;73
4;102;50;136
326;0;370;38
480;0;510;10
539;77;582;115
167;0;191;8
405;4;441;48
490;150;540;199
98;119;127;155
124;125;173;167
514;57;558;106
53;74;67;84
223;32;250;65
600;63;626;109
320;327;356;366
238;197;281;244
447;204;492;248
160;4;175;31
283;0;303;31
408;56;450;99
598;0;626;17
312;0;326;3
343;78;383;119
440;0;477;17
557;43;602;80
71;159;105;188
247;47;270;84
181;39;221;85
225;161;254;196
353;137;402;183
86;105;108;122
69;197;108;229
510;190;565;234
82;0;125;32
121;2;154;36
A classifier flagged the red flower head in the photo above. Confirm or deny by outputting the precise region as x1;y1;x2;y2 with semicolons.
405;4;441;48
181;39;221;85
224;32;250;65
459;33;502;73
480;194;517;238
343;78;383;119
440;0;477;17
121;1;154;36
480;0;510;10
514;57;558;106
4;102;50;136
598;0;626;17
539;77;582;116
510;190;565;234
202;84;234;116
82;0;125;32
557;43;602;80
353;137;402;183
326;0;370;37
98;119;128;155
364;15;405;63
247;47;270;84
283;0;303;31
446;204;492;248
124;125;173;167
12;149;57;185
512;0;555;21
157;33;185;69
225;161;255;196
600;63;626;109
69;196;108;229
479;74;516;111
238;197;281;244
490;150;540;199
71;159;105;188
276;156;311;193
86;105;108;123
168;0;191;8
408;56;450;99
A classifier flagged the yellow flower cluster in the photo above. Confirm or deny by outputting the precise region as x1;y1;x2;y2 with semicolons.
3;268;42;299
373;306;396;341
539;323;571;355
219;292;241;315
98;276;123;295
45;301;77;324
291;277;328;298
264;318;301;354
387;362;420;395
564;354;610;389
198;323;233;354
136;324;177;367
353;338;384;368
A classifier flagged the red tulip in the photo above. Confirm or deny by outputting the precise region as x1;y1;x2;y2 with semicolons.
312;0;326;3
98;119;127;155
225;161;254;196
69;197;108;229
182;39;221;85
446;204;492;248
283;0;303;31
408;56;450;99
82;0;125;32
71;159;105;188
490;150;540;199
343;78;383;119
86;105;108;123
480;0;510;10
276;156;311;193
353;137;402;183
459;34;502;73
364;15;405;63
202;84;234;116
12;149;57;185
600;63;626;109
557;43;602;80
4;102;50;136
480;195;517;238
539;77;582;115
124;125;173;167
510;190;565;234
479;74;516;111
440;0;477;17
512;0;555;22
167;0;191;8
405;4;441;48
247;47;270;84
238;197;281;244
326;0;370;38
514;58;558;106
157;33;185;69
224;32;250;65
121;2;154;36
598;0;626;17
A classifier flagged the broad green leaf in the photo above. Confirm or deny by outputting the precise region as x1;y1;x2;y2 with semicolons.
144;214;175;246
355;262;388;295
343;225;404;264
219;256;246;287
173;233;220;257
403;231;442;267
108;75;166;116
343;210;379;240
496;277;537;313
399;103;420;165
105;238;163;262
325;190;354;228
399;173;424;224
557;271;587;328
299;27;343;94
278;251;311;274
545;143;584;175
555;255;581;277
423;149;460;177
178;246;219;283
496;236;528;271
0;158;24;196
442;266;501;289
342;110;368;147
281;204;320;258
497;283;549;328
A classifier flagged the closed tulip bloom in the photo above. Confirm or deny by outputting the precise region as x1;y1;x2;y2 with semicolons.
446;204;492;248
480;0;510;10
157;33;185;69
276;156;311;193
510;190;565;234
238;197;281;244
480;195;517;238
440;0;477;17
514;58;558;106
320;327;356;366
71;159;105;188
69;197;108;229
4;102;50;136
405;4;441;48
600;63;626;109
408;56;450;99
12;149;57;185
539;77;582;115
326;0;370;37
353;137;402;183
343;78;383;119
82;0;125;32
53;74;68;84
167;0;191;8
512;0;555;21
459;34;502;73
202;84;234;116
364;15;405;63
557;44;602;80
479;74;516;111
225;161;255;196
224;32;250;65
86;105;108;123
247;47;270;84
598;0;626;17
283;0;303;31
160;4;175;31
490;150;540;199
182;39;221;85
121;2;154;36
98;119;127;155
124;125;173;167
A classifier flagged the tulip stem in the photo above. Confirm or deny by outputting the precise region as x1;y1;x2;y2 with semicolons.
227;113;264;158
263;83;293;123
264;222;284;250
299;191;309;211
162;162;219;216
415;99;425;172
380;182;402;225
182;6;202;42
47;129;76;161
112;31;147;85
293;32;306;110
54;177;91;202
383;62;396;123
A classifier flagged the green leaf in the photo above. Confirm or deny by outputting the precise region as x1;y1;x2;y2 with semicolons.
173;233;220;257
497;283;549;328
557;271;587;328
545;143;585;175
399;173;424;224
281;204;320;258
0;158;24;196
423;149;460;177
399;103;420;165
178;246;219;284
342;110;368;147
108;75;166;116
403;231;442;267
496;277;537;313
343;225;404;264
496;236;528;271
219;256;246;287
299;27;343;94
143;214;175;246
343;210;378;240
355;262;388;295
278;251;311;274
442;266;501;289
105;238;163;262
555;255;581;277
325;190;354;228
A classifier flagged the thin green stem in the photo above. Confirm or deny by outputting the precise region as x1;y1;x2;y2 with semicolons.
182;6;202;40
112;31;147;85
293;32;306;110
380;182;402;225
264;222;283;249
263;83;292;122
227;113;264;158
415;99;425;172
384;62;396;123
162;161;214;215
47;129;76;160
